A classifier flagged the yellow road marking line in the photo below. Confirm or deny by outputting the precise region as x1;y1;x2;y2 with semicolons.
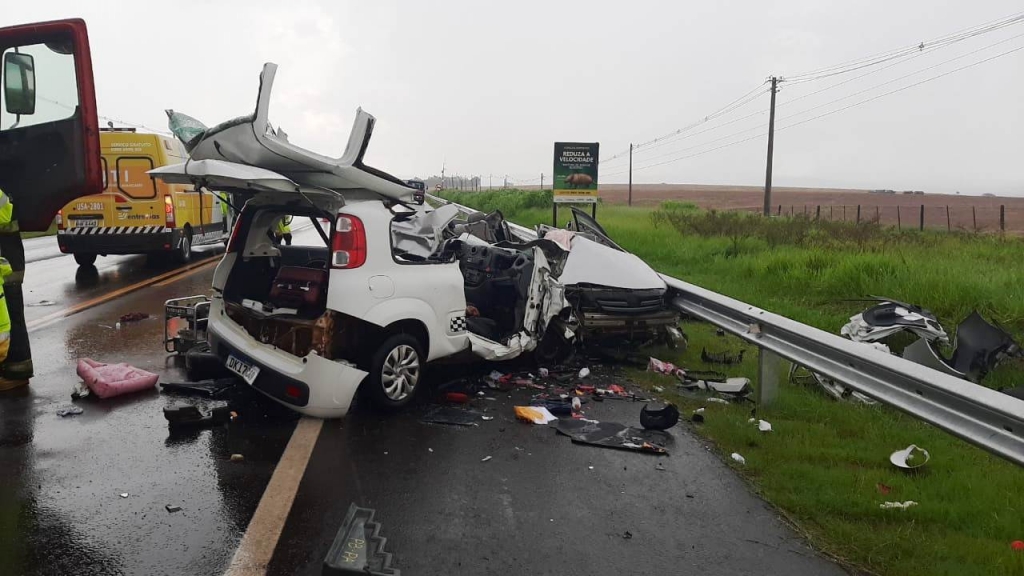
225;417;324;576
27;255;219;333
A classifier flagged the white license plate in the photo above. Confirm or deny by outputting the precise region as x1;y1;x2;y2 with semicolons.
74;220;99;228
226;355;260;384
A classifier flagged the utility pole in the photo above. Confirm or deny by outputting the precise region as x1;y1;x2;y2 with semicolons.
628;143;633;207
540;173;544;189
489;174;492;190
763;76;778;216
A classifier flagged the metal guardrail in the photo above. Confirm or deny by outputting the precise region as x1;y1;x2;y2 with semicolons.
428;194;1024;466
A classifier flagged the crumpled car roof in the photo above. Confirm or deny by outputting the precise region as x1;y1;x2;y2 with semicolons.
165;62;414;203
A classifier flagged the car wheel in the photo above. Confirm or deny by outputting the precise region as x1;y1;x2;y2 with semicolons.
73;253;97;267
366;334;424;411
172;227;192;264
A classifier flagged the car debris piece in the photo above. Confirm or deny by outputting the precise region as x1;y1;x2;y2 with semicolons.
578;367;591;378
655;462;666;471
648;356;685;380
706;377;752;395
789;362;878;405
890;444;930;469
166;505;182;513
159;378;238;399
163;404;232;429
76;358;159;399
514;406;559;425
419;405;482;427
119;312;149;323
1012;540;1024;551
639;403;680;430
481;456;492;462
876;483;892;495
528;399;572;415
554;419;670;455
879;501;918;510
323;504;400;576
757;419;772;433
56;406;83;417
841;298;948;344
706;398;730;405
691;408;706;423
184;343;233;381
538;368;549;378
230;454;245;462
731;453;746;465
902;311;1020;384
622;530;633;540
119;493;129;498
700;347;745;365
481;415;494;421
444;392;470;404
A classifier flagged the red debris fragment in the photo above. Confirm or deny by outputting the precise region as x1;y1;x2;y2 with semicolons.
608;384;627;395
1012;540;1024;551
876;483;892;495
119;312;150;323
445;392;470;404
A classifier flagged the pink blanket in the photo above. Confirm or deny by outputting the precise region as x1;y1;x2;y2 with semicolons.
76;358;159;399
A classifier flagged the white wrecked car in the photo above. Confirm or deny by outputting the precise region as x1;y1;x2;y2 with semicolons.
151;63;571;418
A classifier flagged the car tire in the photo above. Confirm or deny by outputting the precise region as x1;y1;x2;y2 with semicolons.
73;253;97;267
172;227;192;264
365;333;424;411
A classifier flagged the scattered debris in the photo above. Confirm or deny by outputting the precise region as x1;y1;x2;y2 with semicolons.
731;453;746;465
538;367;549;378
554;419;669;454
56;406;83;417
514;406;559;425
639;403;680;430
159;378;238;398
27;299;57;307
444;392;470;404
1012;540;1024;551
707;377;752;395
622;530;633;540
653;386;664;393
701;347;745;365
119;493;129;498
890;444;930;469
71;381;91;399
481;456;492;462
879;501;918;510
648;357;685;380
706;398;730;405
588;466;594;470
165;505;182;513
119;312;150;323
578;367;591;379
757;419;772;433
715;328;726;337
428;448;433;452
571;397;582;412
420;405;482;427
163;404;231;429
876;483;892;495
230;454;245;462
691;409;705;423
655;462;666;471
481;415;494;421
76;358;159;399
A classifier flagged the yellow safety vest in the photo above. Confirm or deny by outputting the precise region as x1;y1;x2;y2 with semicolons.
0;189;13;341
276;216;292;235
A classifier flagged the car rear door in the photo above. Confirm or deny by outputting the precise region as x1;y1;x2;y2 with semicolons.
0;19;101;231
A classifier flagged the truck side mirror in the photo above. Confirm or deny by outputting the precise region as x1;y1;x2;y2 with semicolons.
4;52;36;116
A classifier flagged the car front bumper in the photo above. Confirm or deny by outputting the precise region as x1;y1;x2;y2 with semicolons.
207;298;368;418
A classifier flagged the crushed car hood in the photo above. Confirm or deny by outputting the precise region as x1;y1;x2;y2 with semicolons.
165;62;415;203
558;235;666;291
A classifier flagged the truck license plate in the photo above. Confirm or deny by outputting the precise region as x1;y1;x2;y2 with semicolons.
75;220;99;228
226;355;260;384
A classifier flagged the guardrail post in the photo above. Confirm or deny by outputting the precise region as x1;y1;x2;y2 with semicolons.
757;348;782;405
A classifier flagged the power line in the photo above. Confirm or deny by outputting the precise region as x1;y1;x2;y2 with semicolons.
609;42;1024;177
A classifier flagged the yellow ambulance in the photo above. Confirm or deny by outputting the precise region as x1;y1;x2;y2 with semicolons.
57;128;232;266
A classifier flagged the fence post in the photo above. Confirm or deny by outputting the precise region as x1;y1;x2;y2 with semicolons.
758;347;782;406
946;206;951;231
791;205;795;216
973;206;977;231
897;206;901;230
843;205;847;221
919;204;925;231
816;205;821;220
856;205;861;224
777;204;782;216
1000;205;1005;231
876;206;880;221
830;206;833;220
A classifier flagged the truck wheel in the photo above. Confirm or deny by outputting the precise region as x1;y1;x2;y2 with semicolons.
73;253;97;267
172;227;192;264
365;333;423;411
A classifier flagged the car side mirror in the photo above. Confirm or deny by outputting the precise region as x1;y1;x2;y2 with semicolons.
4;52;36;116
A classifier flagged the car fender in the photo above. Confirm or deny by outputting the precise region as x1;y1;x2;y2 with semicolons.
361;297;467;360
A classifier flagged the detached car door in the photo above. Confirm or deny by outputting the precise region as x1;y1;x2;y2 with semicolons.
0;19;101;231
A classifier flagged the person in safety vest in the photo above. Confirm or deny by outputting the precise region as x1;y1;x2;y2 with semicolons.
0;187;29;391
273;215;292;246
215;191;231;233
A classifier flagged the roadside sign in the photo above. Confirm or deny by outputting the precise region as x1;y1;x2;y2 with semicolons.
435;184;442;191
553;142;599;204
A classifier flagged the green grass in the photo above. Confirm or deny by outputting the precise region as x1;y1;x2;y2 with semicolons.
21;224;57;240
442;189;1024;576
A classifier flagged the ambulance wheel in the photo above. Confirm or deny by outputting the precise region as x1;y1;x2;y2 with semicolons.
172;227;192;264
73;253;97;267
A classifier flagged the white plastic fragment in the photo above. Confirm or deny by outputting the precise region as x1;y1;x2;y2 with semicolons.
758;420;773;433
579;367;590;378
539;368;549;378
889;444;930;469
481;456;492;462
880;500;918;510
119;493;129;498
731;453;746;465
653;386;664;393
707;398;729;405
481;415;494;421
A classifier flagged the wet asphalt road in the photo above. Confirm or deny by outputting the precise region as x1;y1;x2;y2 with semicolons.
1;231;846;575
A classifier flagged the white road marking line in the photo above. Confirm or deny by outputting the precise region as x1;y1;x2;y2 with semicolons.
224;416;323;576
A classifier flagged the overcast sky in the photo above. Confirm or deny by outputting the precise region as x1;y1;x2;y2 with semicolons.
8;1;1024;195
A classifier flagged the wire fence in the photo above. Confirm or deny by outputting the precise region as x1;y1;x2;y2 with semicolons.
745;203;1014;233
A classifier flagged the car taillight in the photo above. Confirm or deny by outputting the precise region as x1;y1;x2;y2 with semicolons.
56;210;63;230
164;195;175;226
226;217;243;253
332;214;366;269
